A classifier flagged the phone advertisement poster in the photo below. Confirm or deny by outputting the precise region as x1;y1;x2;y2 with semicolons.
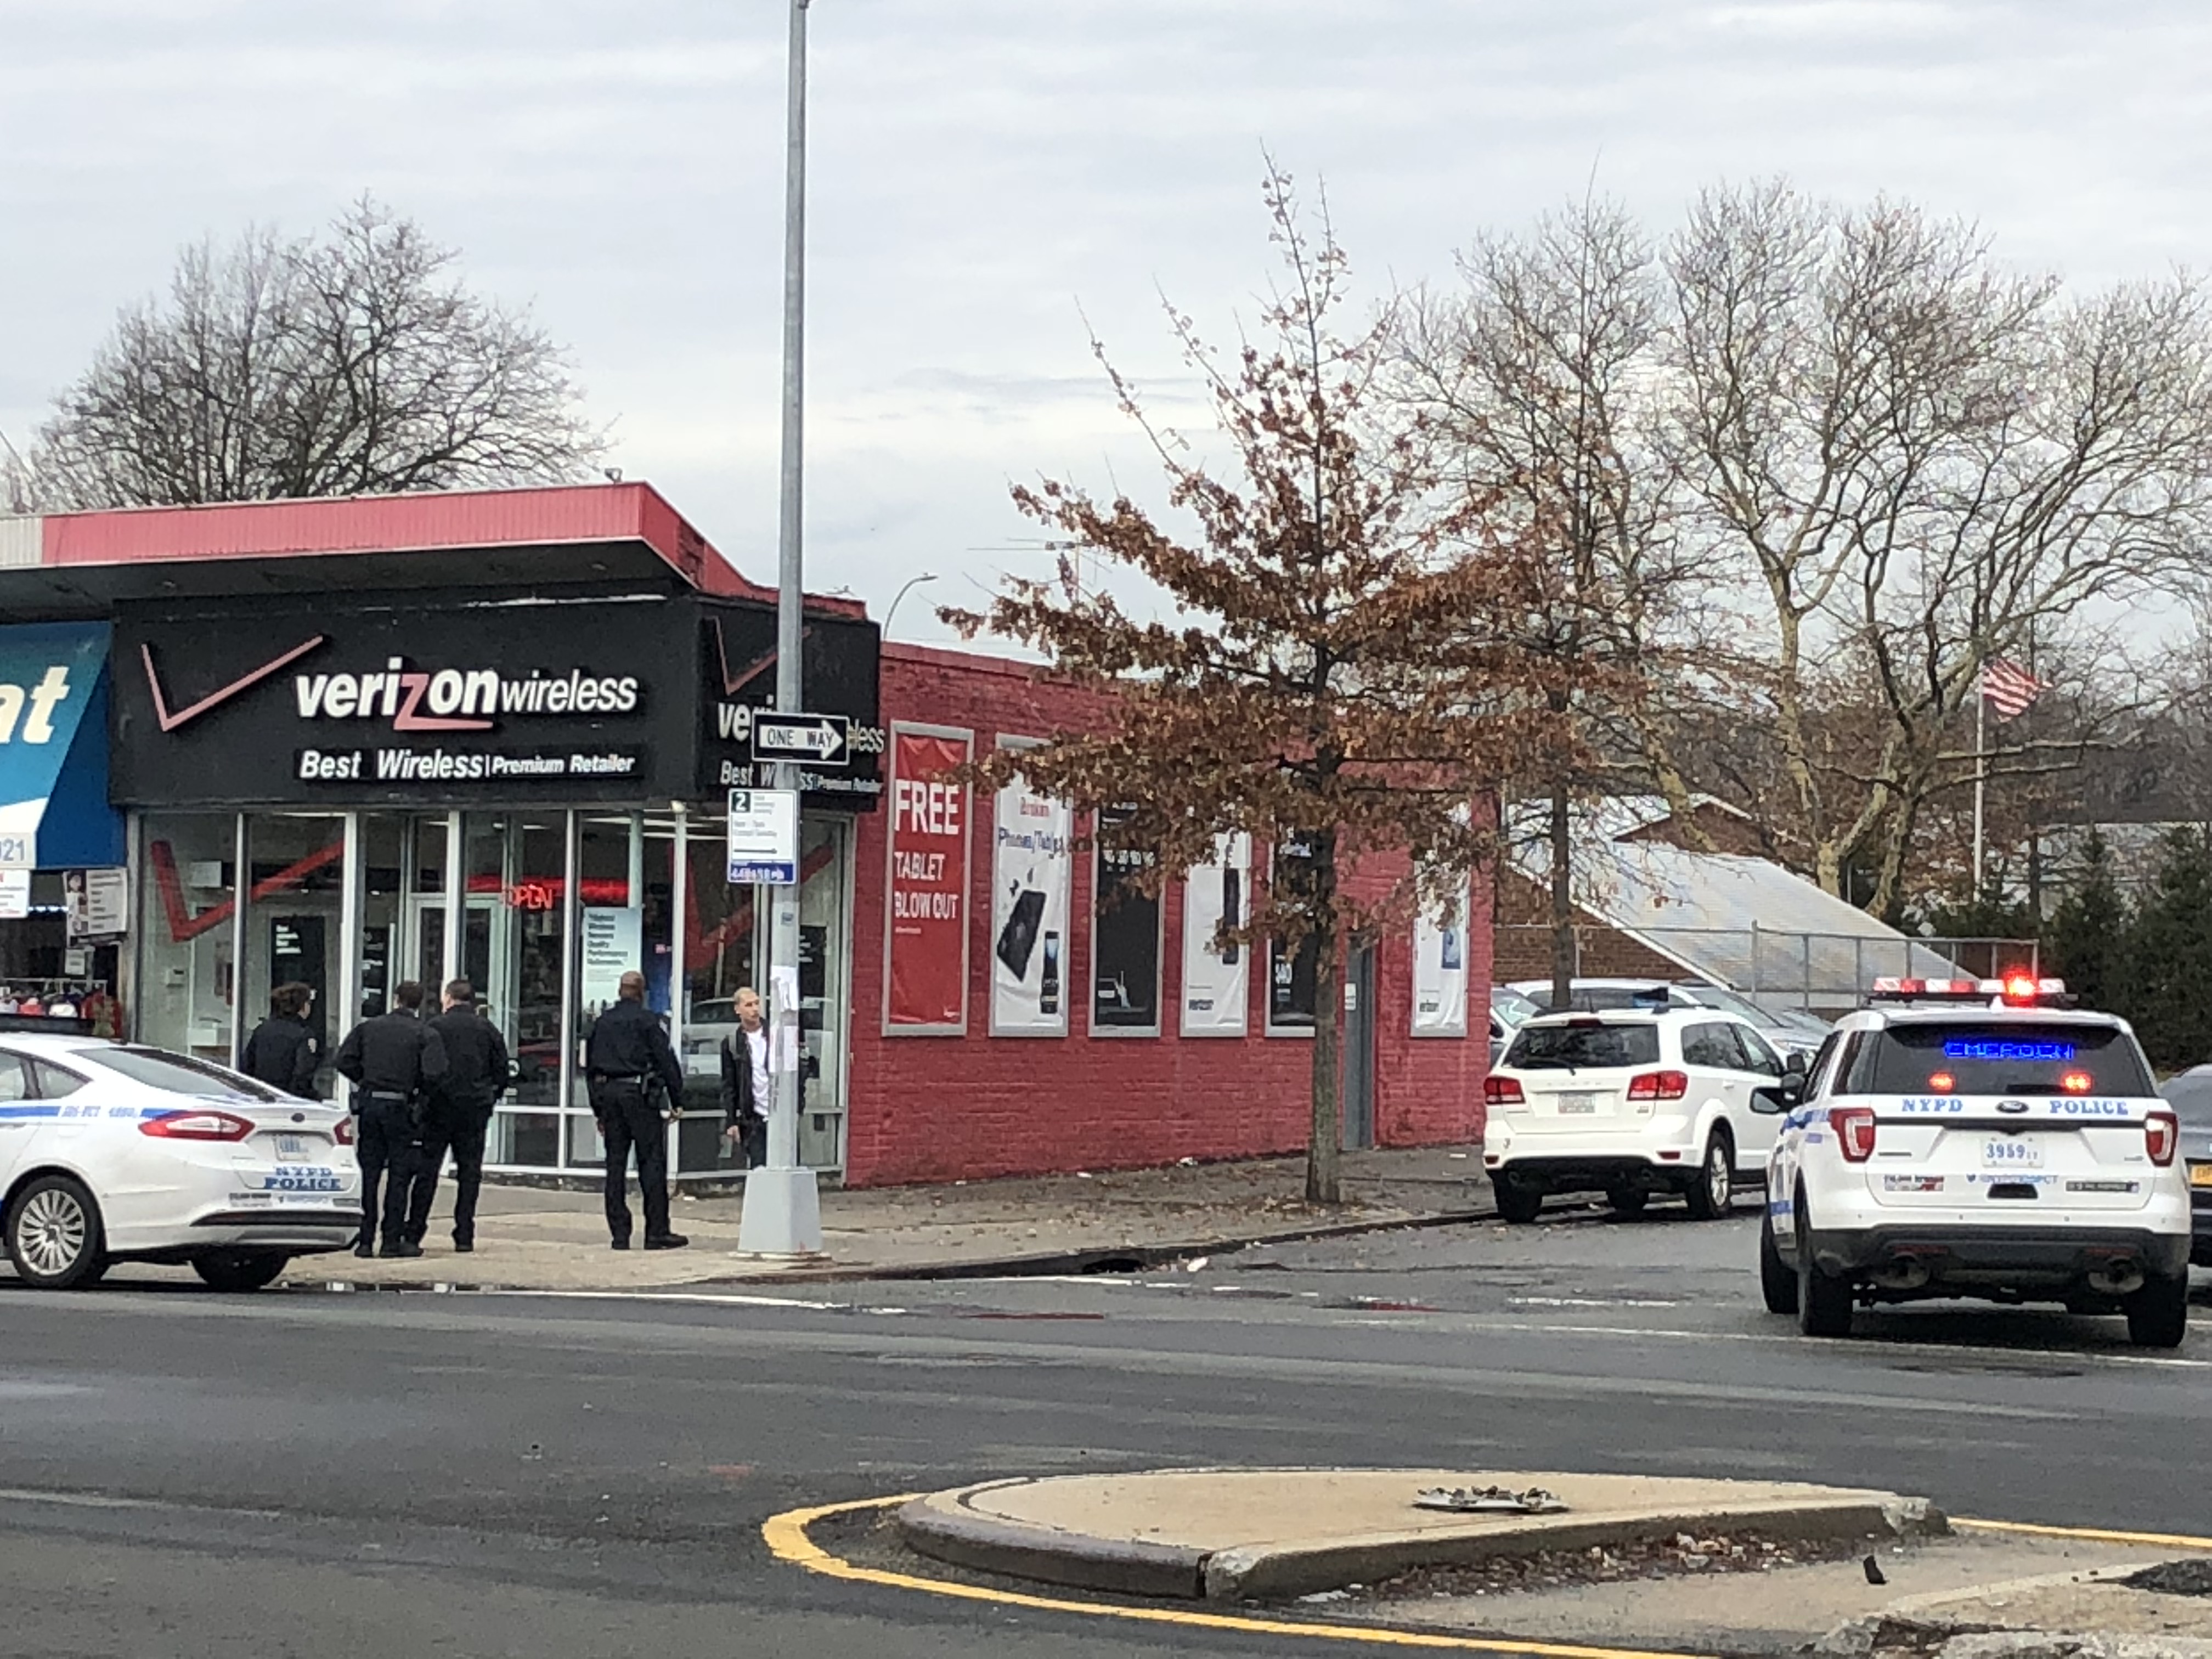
1181;832;1250;1036
989;755;1071;1037
1412;876;1471;1037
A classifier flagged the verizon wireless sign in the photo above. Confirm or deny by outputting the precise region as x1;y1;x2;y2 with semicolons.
114;594;674;805
111;590;882;811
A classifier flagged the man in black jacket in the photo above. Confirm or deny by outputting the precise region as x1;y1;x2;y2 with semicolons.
719;986;770;1169
407;979;512;1254
335;981;448;1260
241;983;320;1099
584;970;686;1251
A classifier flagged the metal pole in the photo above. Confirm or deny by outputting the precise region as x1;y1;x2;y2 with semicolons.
741;0;825;1257
1972;683;1987;910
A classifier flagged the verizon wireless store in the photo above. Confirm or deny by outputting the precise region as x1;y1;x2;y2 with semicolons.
0;486;1489;1188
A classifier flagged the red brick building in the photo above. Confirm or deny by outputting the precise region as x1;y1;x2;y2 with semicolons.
0;484;1492;1188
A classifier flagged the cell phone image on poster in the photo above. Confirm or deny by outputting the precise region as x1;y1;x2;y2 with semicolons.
1092;805;1160;1031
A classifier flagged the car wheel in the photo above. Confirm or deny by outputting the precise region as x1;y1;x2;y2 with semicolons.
1684;1132;1735;1221
1759;1206;1798;1316
1492;1173;1543;1225
1605;1188;1649;1216
2124;1273;2189;1350
191;1251;291;1294
1795;1195;1853;1338
5;1174;109;1291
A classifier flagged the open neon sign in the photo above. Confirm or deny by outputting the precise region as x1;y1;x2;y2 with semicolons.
1943;1040;2076;1063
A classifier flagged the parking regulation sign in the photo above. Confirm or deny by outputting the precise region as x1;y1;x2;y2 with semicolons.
727;788;800;885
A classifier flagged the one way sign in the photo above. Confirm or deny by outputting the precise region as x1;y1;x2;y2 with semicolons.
751;712;850;767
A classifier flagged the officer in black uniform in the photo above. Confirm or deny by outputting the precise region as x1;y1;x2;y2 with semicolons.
241;982;321;1099
408;978;514;1254
335;980;448;1259
584;970;687;1251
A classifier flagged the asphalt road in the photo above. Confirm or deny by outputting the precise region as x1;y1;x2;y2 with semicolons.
4;1195;2209;1658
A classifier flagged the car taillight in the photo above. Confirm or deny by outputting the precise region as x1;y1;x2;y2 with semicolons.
139;1109;255;1142
1484;1076;1525;1106
1627;1070;1689;1101
333;1115;356;1147
2147;1111;2179;1167
1829;1107;1877;1163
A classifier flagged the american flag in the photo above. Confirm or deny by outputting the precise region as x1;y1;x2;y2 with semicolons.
1979;658;2046;720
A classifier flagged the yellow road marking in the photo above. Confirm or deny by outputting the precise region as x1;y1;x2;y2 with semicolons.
762;1494;1720;1659
765;1497;2212;1656
1956;1517;2212;1553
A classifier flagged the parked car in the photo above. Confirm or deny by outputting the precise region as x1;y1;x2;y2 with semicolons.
2159;1063;2212;1267
1483;1007;1799;1223
1489;986;1543;1066
1506;977;1827;1062
0;1034;359;1291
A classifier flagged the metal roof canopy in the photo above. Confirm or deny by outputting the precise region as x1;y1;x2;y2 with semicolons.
0;483;861;620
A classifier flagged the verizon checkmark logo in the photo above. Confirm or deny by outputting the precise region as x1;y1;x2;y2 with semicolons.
142;636;329;733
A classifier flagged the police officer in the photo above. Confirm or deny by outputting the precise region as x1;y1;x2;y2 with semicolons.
335;980;448;1260
405;979;513;1254
584;969;686;1251
241;982;321;1099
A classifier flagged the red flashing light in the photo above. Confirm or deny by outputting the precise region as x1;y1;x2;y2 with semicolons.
2147;1111;2179;1167
1628;1069;1690;1102
1928;1071;1957;1093
1829;1105;1878;1163
139;1109;254;1143
1483;1076;1525;1107
2001;973;2039;1006
2060;1071;2094;1095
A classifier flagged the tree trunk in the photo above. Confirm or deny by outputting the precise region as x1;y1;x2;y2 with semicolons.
1308;933;1344;1205
1305;829;1343;1206
1549;782;1576;1010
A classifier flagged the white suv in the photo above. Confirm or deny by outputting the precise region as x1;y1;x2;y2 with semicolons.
1483;1008;1799;1223
1758;980;2192;1348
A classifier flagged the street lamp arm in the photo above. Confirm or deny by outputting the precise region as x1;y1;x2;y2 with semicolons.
883;572;940;638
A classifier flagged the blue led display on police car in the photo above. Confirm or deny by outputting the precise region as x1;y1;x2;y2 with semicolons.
1943;1040;2076;1063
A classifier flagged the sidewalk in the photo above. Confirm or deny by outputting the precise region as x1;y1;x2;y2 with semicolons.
273;1145;1497;1292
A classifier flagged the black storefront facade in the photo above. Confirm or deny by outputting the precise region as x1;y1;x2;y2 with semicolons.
109;584;881;1181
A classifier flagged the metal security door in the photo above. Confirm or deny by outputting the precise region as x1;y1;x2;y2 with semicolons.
1342;943;1376;1149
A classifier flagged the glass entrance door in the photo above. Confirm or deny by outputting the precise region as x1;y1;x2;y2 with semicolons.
411;895;501;1012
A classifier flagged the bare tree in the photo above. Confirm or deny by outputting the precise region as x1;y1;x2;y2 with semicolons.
1666;183;2212;911
12;198;603;509
1398;194;1698;1003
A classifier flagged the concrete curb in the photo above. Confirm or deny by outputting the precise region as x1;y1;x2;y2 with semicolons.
272;1204;1499;1296
895;1468;1948;1604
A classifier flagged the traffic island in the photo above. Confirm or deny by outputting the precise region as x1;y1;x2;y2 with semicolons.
894;1466;1948;1601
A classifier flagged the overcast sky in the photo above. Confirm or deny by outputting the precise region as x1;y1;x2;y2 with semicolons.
4;2;2209;644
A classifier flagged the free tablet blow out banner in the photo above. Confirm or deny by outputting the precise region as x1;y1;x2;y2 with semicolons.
884;725;972;1034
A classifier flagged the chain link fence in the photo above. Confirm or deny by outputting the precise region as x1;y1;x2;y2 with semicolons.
1496;925;2041;1016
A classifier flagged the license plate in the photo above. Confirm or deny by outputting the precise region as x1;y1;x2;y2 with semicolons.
1557;1094;1598;1115
1982;1137;2044;1170
2189;1164;2212;1189
273;1135;309;1163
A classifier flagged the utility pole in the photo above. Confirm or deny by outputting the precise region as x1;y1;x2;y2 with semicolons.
739;0;825;1258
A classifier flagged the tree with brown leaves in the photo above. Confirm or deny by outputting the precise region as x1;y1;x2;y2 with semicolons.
947;170;1583;1203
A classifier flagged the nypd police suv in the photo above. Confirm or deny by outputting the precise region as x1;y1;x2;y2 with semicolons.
1759;977;2192;1348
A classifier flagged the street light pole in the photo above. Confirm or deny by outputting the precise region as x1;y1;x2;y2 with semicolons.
882;571;938;639
739;0;824;1259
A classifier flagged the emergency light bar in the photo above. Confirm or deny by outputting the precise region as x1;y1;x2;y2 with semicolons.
1868;975;2072;1007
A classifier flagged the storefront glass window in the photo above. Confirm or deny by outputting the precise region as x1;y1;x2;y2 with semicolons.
240;812;348;1096
797;816;851;1169
357;814;406;1023
137;813;240;1065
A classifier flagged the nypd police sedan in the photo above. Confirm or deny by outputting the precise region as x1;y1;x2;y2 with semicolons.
0;1033;358;1291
